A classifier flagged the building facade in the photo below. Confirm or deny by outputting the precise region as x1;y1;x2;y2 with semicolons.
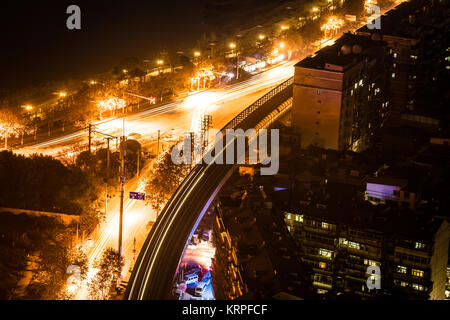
292;33;390;151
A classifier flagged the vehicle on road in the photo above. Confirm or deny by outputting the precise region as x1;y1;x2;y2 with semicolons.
185;262;202;274
183;273;198;285
194;282;207;297
202;230;211;241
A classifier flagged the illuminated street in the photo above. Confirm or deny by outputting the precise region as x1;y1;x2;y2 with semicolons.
58;60;296;299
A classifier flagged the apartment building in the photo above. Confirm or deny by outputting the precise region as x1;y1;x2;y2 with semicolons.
357;0;449;125
292;33;390;151
283;206;450;299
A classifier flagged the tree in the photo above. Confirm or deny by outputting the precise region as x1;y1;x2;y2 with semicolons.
0;107;25;149
88;248;123;300
145;147;190;213
0;151;98;214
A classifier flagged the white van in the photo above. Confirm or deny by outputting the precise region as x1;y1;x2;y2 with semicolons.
184;273;198;285
194;282;207;297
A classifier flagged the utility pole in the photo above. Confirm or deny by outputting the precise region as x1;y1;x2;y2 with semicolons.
157;130;160;157
104;137;114;218
88;124;92;154
236;51;239;80
118;118;126;267
137;144;140;177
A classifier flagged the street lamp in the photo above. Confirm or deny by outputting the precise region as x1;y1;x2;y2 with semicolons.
281;25;289;31
194;51;201;66
279;42;286;49
258;34;265;40
156;60;164;75
59;92;67;98
229;43;239;80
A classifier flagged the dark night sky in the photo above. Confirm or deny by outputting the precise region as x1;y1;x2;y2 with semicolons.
0;0;207;90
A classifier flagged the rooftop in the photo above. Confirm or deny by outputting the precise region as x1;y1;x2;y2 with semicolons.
295;33;386;72
357;0;439;39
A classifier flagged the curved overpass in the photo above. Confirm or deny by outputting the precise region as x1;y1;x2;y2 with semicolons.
125;77;293;299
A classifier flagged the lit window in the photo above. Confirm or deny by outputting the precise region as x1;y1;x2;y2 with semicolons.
295;215;304;222
393;53;397;58
397;265;407;274
364;259;380;266
339;238;348;246
348;241;360;250
359;80;363;86
415;242;425;249
319;262;326;269
354;83;357;89
287;213;291;220
392;73;396;78
412;269;424;277
319;248;333;259
321;222;329;230
317;89;321;95
412;283;425;291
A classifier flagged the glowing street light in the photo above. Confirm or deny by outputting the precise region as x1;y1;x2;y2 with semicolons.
24;105;33;111
123;69;128;74
156;59;164;65
229;43;239;79
312;7;319;12
279;42;286;49
194;51;201;57
258;34;265;40
281;25;289;31
59;92;67;98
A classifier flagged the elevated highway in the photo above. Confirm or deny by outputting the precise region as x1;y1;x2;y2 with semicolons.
125;77;294;299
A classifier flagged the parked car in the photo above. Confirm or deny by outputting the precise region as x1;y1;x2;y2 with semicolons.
194;282;207;297
202;230;211;241
186;262;201;272
183;273;199;285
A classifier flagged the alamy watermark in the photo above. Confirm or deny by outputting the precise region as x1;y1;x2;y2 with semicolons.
366;265;382;290
171;128;280;176
66;5;81;30
367;5;381;30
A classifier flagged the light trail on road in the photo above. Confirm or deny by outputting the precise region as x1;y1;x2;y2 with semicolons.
45;60;294;299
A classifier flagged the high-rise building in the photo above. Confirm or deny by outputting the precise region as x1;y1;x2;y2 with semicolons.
292;33;390;151
357;0;450;127
283;207;450;299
